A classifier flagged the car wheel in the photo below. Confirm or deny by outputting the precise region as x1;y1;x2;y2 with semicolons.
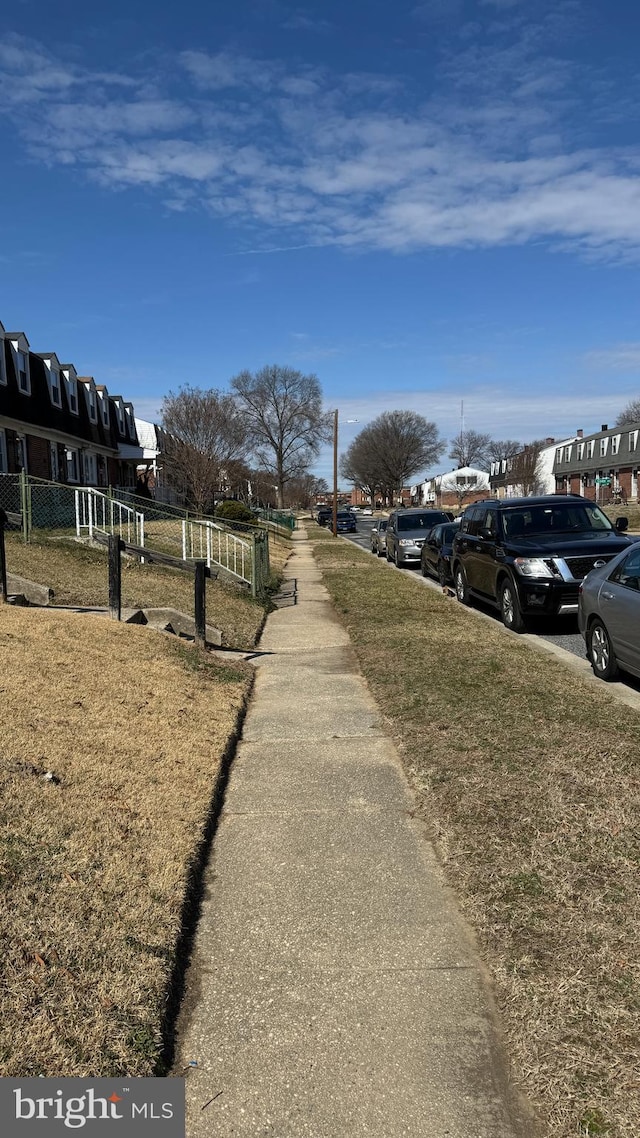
437;559;448;587
394;548;400;568
454;565;470;605
377;546;384;557
499;578;526;633
386;545;393;562
588;619;619;681
420;555;429;577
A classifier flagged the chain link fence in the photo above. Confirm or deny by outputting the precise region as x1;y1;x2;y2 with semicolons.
0;474;273;599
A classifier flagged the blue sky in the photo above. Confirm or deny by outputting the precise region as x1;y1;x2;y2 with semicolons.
2;0;640;482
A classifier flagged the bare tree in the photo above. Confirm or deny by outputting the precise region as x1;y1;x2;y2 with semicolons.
283;473;328;509
616;398;640;427
231;365;331;508
448;429;492;469
162;386;249;514
340;434;382;506
348;411;445;502
486;438;522;462
507;440;546;496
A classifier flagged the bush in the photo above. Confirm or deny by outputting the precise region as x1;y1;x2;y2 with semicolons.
215;500;254;523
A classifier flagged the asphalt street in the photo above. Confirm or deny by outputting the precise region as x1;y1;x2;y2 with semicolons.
340;516;588;661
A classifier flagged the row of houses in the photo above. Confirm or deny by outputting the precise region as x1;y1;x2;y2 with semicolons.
411;422;640;509
0;319;176;498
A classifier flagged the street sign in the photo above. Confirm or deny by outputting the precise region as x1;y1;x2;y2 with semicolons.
595;477;611;486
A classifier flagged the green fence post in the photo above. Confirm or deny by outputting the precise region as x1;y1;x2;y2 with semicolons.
250;534;257;599
19;471;29;544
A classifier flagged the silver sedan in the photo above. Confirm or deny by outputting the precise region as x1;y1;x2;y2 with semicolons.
578;542;640;680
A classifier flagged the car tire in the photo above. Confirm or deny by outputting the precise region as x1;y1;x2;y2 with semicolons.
454;565;470;605
394;548;400;568
377;546;384;558
386;546;393;562
588;619;619;681
437;559;448;587
420;555;429;577
499;577;526;633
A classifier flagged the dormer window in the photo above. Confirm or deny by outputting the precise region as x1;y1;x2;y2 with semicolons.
587;440;595;458
599;437;609;457
98;391;110;429
629;430;639;451
63;370;79;414
577;442;585;460
115;402;125;433
45;363;62;408
611;434;620;455
556;448;563;464
84;384;98;424
125;407;136;439
564;445;572;462
16;350;30;394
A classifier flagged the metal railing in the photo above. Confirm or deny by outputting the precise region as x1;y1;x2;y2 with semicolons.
75;487;145;546
182;518;269;598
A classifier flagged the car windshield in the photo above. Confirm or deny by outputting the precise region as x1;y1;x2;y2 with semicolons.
397;512;445;531
379;520;388;531
502;503;613;537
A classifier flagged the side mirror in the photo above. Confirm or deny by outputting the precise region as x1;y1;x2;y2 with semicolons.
479;526;493;540
616;516;629;532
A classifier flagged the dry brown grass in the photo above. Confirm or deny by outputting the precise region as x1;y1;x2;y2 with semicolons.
0;605;252;1076
4;532;289;649
310;534;640;1138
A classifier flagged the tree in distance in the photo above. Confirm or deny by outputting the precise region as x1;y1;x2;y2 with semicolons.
161;386;249;514
486;438;523;463
505;439;547;496
616;398;640;427
344;411;445;504
448;429;493;470
231;365;332;509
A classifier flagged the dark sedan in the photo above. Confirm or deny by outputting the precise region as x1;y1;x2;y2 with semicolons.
420;521;461;585
336;511;357;533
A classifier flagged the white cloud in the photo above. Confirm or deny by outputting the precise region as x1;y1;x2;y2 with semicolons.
3;31;640;261
583;344;640;372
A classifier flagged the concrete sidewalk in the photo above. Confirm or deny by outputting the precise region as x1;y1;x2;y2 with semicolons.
175;531;535;1137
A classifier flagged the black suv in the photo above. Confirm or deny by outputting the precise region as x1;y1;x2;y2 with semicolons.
451;495;633;631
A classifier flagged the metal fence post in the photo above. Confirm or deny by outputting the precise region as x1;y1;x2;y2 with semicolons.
194;560;206;648
108;534;122;621
19;471;29;544
0;509;8;603
250;534;257;598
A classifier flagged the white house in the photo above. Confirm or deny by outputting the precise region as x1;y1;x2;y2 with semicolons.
412;466;491;507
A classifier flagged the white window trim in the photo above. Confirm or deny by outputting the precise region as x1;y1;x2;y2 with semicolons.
13;346;31;395
98;391;110;428
612;434;621;455
577;442;585;460
65;447;80;483
588;440;595;458
84;384;98;424
600;437;609;456
629;429;638;451
564;445;572;461
47;365;62;408
63;370;79;415
116;403;126;433
0;429;7;473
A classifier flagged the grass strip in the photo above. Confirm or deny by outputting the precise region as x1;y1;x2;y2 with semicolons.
5;531;291;649
0;606;252;1076
310;528;640;1138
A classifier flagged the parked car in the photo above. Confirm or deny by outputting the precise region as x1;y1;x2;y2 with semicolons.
362;507;373;516
316;506;333;526
420;521;461;585
579;542;640;681
336;510;357;533
385;508;452;568
370;518;388;556
451;495;633;632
